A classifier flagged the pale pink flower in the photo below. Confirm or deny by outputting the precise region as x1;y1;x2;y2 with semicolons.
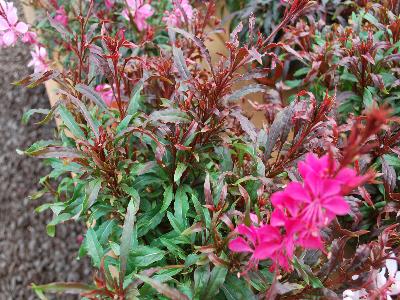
163;0;194;27
95;84;115;107
122;0;154;32
0;0;29;47
54;6;68;27
28;45;49;73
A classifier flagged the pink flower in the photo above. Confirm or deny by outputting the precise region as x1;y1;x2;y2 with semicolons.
228;223;295;272
28;45;48;73
0;0;29;47
105;0;115;9
122;0;154;32
229;153;364;273
298;153;368;193
95;84;115;107
54;6;68;27
163;0;194;27
21;31;37;44
298;177;349;226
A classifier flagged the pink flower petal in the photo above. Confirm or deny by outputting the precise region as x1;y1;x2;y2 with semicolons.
0;18;9;31
253;242;281;260
270;209;286;227
16;21;28;34
7;6;18;26
3;30;16;46
323;196;350;215
229;237;253;253
237;224;257;245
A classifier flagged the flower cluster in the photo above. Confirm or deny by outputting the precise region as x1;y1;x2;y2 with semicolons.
163;0;194;27
0;0;47;72
27;45;49;74
122;0;154;32
229;153;367;272
0;0;29;47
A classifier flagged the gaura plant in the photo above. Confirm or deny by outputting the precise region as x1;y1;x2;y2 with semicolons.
12;0;400;299
278;0;400;116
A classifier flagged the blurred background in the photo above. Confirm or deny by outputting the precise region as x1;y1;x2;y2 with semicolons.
0;1;90;299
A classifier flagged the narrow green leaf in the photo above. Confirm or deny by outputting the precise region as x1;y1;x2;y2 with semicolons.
194;264;210;295
134;274;189;300
174;187;189;226
221;275;256;300
31;282;93;294
201;266;228;299
75;84;108;110
363;87;374;108
46;213;71;237
120;197;140;284
126;82;143;115
22;108;50;124
87;179;102;208
116;114;134;135
128;246;165;267
160;238;186;260
85;228;104;268
58;90;100;139
97;219;118;245
58;105;85;139
174;163;187;183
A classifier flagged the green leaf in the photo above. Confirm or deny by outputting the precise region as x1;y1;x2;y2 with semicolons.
46;213;71;237
126;82;143;115
363;87;374;108
174;187;189;227
58;90;100;139
160;238;186;260
221;275;256;300
116;114;135;135
85;228;104;268
136;186;173;236
97;219;118;245
32;282;93;295
150;109;191;123
120;197;140;284
184;254;199;267
162;186;174;211
293;256;324;289
174;163;187;183
194;264;210;296
167;212;184;233
22;108;50;124
201;265;228;299
58;105;85;139
75;84;108;110
134;274;189;300
224;84;266;102
128;246;165;267
363;13;383;30
87;179;102;208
